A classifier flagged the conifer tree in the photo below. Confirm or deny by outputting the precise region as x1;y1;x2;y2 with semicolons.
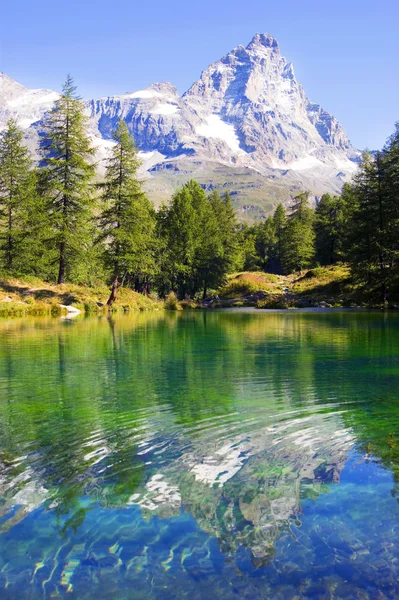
237;224;260;271
157;185;198;298
0;119;34;270
271;203;286;273
41;75;96;284
158;181;238;299
208;190;240;286
18;168;52;277
163;181;218;298
336;182;355;263
98;120;157;305
191;185;221;299
315;193;341;265
255;217;276;271
344;152;389;301
282;192;315;273
383;123;399;275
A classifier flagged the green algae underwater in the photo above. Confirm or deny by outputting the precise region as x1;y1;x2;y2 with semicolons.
0;310;399;598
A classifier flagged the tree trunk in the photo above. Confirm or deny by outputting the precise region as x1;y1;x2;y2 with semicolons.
57;242;65;284
107;276;119;307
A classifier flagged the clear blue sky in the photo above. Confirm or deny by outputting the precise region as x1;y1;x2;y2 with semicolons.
1;0;398;150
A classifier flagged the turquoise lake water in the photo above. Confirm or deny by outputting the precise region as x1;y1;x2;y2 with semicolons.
0;310;399;598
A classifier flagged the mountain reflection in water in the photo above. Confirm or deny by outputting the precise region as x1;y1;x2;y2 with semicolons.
0;311;398;599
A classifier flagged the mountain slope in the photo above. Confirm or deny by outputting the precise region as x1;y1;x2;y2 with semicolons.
0;35;359;218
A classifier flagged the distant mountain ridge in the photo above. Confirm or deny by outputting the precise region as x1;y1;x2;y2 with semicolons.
0;34;359;217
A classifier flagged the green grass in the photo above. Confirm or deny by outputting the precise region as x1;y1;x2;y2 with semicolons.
291;264;363;306
0;276;163;316
292;264;352;296
0;263;386;317
216;264;369;309
219;272;280;298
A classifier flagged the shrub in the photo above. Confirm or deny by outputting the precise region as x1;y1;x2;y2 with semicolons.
164;291;180;310
180;299;198;310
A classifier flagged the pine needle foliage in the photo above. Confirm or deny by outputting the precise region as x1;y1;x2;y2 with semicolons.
41;75;96;284
0;119;34;270
98;120;157;292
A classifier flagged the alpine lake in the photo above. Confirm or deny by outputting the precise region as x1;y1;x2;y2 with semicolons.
0;309;399;599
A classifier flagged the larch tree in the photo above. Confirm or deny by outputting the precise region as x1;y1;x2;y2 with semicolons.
315;193;342;266
0;119;35;271
255;217;277;272
237;224;261;272
158;181;209;299
383;124;399;279
271;202;286;273
282;192;315;273
98;120;157;306
158;181;238;299
344;152;389;302
209;190;241;276
188;183;221;299
157;185;197;298
41;75;96;284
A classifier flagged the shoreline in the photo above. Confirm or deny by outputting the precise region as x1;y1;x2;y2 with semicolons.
0;264;396;318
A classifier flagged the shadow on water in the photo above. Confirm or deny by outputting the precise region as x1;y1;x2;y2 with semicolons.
0;311;398;597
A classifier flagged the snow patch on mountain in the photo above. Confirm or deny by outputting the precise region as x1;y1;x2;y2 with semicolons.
288;156;325;171
196;115;243;153
18;118;37;129
0;79;60;131
138;150;167;171
7;90;59;109
124;89;163;99
91;136;115;149
150;103;179;115
334;156;358;172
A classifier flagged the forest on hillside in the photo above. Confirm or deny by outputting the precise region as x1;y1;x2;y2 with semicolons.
1;77;399;305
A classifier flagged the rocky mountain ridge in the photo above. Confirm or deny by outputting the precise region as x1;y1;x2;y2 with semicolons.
0;34;359;217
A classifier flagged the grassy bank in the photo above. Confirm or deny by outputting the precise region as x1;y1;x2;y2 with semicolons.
212;265;386;309
0;276;162;316
0;265;393;317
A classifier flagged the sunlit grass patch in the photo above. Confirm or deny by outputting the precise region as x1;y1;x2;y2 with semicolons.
0;276;162;315
219;272;279;298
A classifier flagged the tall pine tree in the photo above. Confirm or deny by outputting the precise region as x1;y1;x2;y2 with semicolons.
282;192;315;273
344;152;390;302
383;124;399;280
271;203;286;273
206;190;240;294
98;120;157;305
315;193;342;265
41;75;96;284
0;119;35;271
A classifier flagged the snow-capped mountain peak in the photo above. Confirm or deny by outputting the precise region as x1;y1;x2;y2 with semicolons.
0;34;360;216
0;73;59;131
0;73;27;100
